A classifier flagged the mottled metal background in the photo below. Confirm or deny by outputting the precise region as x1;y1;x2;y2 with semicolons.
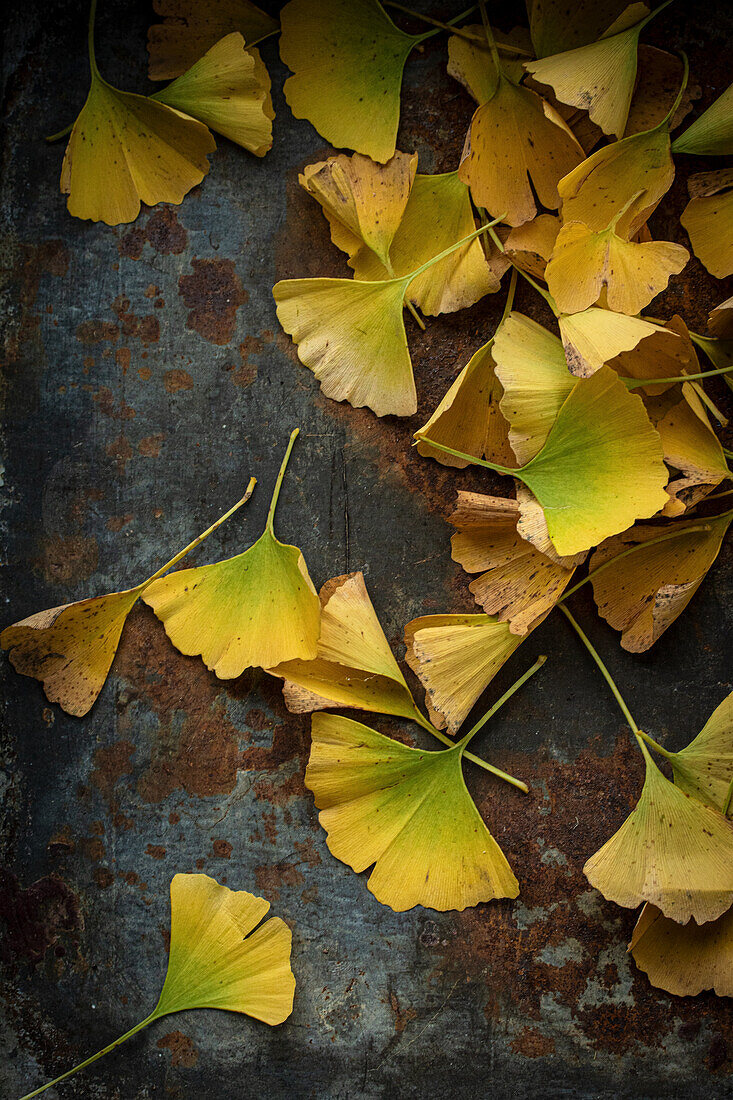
2;1;733;1096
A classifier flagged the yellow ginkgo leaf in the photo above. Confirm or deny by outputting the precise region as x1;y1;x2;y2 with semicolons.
450;491;578;634
280;0;428;163
624;45;697;136
546;219;688;315
527;0;649;59
151;32;274;156
447;24;532;98
584;746;733;923
143;431;319;677
21;873;294;1097
680;168;733;279
709;296;733;339
629;902;733;998
300;150;417;269
305;712;519;911
673;80;733;156
671;689;733;812
350;170;503;315
590;512;733;652
558;307;686;379
271;571;427;727
147;0;278;80
525;3;671;138
647;384;730;512
1;485;255;716
504;214;560;279
415;338;515;469
404;613;522;733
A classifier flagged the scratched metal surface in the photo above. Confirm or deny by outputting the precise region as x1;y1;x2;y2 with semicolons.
2;1;733;1096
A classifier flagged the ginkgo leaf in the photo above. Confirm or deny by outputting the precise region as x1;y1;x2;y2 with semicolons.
525;3;670;138
305;712;519;911
21;872;294;1097
492;310;575;464
629;902;733;998
558;307;686;379
151;32;274;156
299;150;417;268
527;0;649;59
280;0;428;162
589;512;733;652
147;0;278;80
647;384;730;511
624;45;697;136
349;170;503;315
415;339;515;469
404;613;522;733
1;485;254;716
673;80;733;156
504;214;560;279
447;24;531;99
458;66;584;226
143;431;319;677
680;168;733;279
270;571;428;727
709;296;733;339
450;491;577;633
545;219;688;315
584;748;733;923
670;689;733;812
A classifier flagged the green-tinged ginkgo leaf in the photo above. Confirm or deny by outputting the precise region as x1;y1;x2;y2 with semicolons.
299;150;417;269
143;431;320;676
349;171;504;315
450;491;577;633
280;0;428;162
709;296;733;338
525;3;671;138
680;168;733;279
670;689;733;811
151;32;273;155
584;747;733;923
545;219;688;315
558;307;687;379
590;512;733;651
305;712;519;911
20;873;295;1098
630;902;733;998
415;338;516;469
492;310;575;463
271;571;427;727
147;0;278;79
647;384;730;512
673;81;733;156
404;613;522;733
527;0;649;59
1;485;254;716
504;214;560;278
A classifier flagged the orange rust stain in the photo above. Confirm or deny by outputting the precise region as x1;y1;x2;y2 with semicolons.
157;1031;199;1068
254;862;304;901
106;434;134;475
146;845;166;860
388;992;418;1035
163;368;194;394
211;839;232;859
90;740;135;806
119;207;188;261
227;336;262;387
93;386;136;420
115;347;131;373
511;1027;556;1058
138;433;165;457
76;320;119;345
34;535;98;585
178;258;247;345
107;514;134;532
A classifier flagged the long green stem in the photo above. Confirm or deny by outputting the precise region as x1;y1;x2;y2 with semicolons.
622;363;733;388
88;0;99;79
413;432;515;474
267;429;299;533
383;2;483;44
486;223;560;315
19;1013;157;1100
138;478;256;593
413;711;527;790
477;1;501;73
45;121;74;143
402;215;505;285
386;258;426;331
458;655;546;753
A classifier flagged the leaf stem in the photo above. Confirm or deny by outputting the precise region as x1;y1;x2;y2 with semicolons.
383;2;484;44
478;1;502;73
413;432;516;474
401;215;505;284
267;429;300;534
663;50;689;132
486;222;560;315
723;777;733;817
622;363;733;388
413;712;529;791
458;655;547;753
88;0;99;79
45;122;74;143
139;478;257;592
19;1013;157;1099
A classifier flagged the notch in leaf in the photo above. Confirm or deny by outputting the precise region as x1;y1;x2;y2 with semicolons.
629;902;733;998
147;0;278;80
527;0;651;59
20;874;295;1099
143;430;320;677
1;483;255;716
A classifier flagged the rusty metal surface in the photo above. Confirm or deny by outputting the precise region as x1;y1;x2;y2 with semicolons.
2;1;733;1096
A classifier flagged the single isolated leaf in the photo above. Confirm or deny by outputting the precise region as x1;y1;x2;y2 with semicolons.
305;713;519;911
147;0;278;80
143;431;320;676
450;491;577;634
1;486;255;716
280;0;428;162
151;32;274;156
673;81;733;156
584;749;733;923
630;902;733;998
404;613;522;733
270;571;428;727
680;168;733;279
525;3;671;139
527;0;649;59
671;689;733;811
545;219;688;315
299;150;417;268
21;873;294;1096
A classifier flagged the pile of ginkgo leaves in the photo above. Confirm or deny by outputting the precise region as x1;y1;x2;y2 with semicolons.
7;0;733;1091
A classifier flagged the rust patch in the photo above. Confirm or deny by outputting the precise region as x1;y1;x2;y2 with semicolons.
0;869;82;965
107;514;134;532
138;433;165;458
389;992;417;1034
211;839;232;859
111;296;160;345
157;1031;199;1068
34;534;98;585
253;771;305;806
93;866;114;889
178;258;247;345
106;434;134;475
227;336;262;387
163;369;194;394
93;386;136;420
5;239;69;362
90;740;135;806
76;320;119;345
146;845;166;860
511;1027;556;1058
254;862;304;901
119;206;188;260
